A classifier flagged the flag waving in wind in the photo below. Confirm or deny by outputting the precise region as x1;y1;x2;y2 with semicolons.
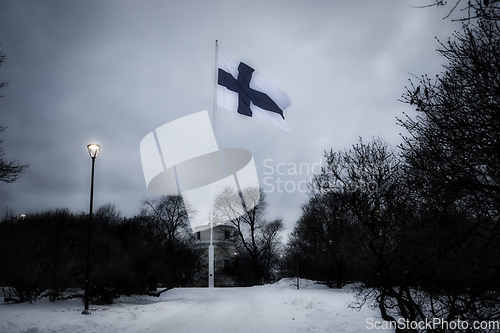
217;50;292;133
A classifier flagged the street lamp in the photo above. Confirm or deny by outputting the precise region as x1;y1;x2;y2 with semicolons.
82;143;100;315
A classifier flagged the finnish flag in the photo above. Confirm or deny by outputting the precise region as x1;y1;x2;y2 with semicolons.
217;50;292;133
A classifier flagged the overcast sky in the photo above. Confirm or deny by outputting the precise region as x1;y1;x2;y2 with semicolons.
0;0;460;236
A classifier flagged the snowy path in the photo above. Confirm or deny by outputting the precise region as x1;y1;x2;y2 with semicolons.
139;287;327;333
1;280;394;333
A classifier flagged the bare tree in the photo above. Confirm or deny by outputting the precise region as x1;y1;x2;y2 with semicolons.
308;138;420;330
126;196;200;291
414;0;500;21
140;195;193;248
287;193;359;288
0;48;7;96
0;49;28;184
0;127;28;184
400;18;500;204
214;187;283;285
397;17;500;330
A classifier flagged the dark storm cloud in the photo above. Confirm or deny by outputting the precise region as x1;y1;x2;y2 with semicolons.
0;0;457;233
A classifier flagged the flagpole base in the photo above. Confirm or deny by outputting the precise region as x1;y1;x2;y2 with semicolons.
209;245;214;288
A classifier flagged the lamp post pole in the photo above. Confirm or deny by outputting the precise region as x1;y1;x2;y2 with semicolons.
83;144;100;315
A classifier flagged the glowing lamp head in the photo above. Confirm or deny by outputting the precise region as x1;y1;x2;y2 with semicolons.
87;144;101;159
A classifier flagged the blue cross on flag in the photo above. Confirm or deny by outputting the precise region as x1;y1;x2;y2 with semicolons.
217;50;292;133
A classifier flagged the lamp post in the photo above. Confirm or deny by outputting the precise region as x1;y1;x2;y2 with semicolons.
82;143;100;315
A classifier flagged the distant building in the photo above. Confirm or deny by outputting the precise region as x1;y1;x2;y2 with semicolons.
193;225;238;287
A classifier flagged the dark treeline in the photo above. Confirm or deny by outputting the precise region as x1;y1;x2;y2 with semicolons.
0;200;200;304
0;192;284;304
285;17;500;332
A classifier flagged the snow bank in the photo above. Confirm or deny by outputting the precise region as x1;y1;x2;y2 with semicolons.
265;278;331;290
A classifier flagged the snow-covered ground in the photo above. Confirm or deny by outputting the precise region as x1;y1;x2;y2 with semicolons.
1;279;394;333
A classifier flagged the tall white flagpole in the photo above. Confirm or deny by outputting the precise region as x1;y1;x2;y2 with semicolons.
208;40;219;289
